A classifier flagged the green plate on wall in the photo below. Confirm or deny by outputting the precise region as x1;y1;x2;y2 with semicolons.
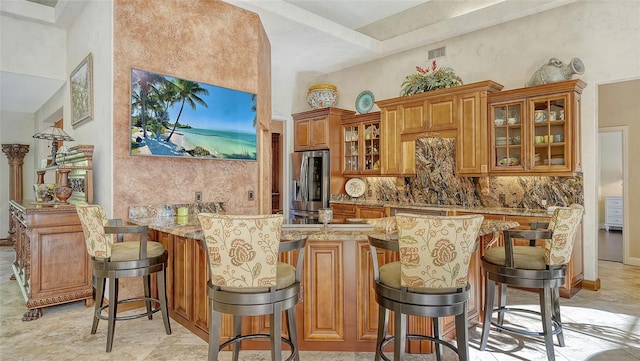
355;90;374;114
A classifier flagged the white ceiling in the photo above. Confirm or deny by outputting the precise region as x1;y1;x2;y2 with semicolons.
1;0;576;113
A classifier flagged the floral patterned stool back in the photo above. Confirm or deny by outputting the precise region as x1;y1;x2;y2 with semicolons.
197;213;307;361
368;213;483;361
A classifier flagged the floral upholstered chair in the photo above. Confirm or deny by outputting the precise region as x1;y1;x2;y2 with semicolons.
368;213;484;361
197;213;306;361
480;204;584;361
76;204;171;352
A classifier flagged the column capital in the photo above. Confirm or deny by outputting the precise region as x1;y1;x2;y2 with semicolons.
2;144;30;165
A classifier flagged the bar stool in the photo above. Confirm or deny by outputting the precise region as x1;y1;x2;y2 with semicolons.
76;204;171;352
480;204;584;361
368;213;484;361
197;213;307;361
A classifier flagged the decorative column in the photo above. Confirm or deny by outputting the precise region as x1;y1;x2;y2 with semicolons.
2;144;30;246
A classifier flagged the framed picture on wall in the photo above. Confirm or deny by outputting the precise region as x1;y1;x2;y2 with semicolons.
129;68;257;160
70;53;93;127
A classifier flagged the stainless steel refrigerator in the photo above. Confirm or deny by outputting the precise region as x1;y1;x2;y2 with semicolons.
290;150;330;223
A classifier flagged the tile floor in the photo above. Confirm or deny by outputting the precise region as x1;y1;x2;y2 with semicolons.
1;245;639;360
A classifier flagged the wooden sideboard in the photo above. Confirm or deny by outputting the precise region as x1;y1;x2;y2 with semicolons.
9;200;93;320
8;144;95;320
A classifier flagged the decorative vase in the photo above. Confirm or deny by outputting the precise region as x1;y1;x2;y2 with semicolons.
525;57;585;87
307;84;337;109
54;169;72;204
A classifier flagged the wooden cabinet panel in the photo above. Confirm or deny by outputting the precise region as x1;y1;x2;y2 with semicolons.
356;205;389;219
172;236;192;322
294;119;311;150
380;105;404;175
331;203;357;220
156;231;173;308
456;90;490;175
193;243;209;333
304;241;344;340
428;95;455;131
357;240;384;341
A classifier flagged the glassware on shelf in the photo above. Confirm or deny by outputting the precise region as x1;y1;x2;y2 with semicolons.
318;208;333;231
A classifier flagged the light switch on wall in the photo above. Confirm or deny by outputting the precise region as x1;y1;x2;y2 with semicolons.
248;191;254;201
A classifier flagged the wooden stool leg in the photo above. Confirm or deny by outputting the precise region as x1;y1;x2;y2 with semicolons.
232;315;242;361
92;276;105;334
106;277;118;352
433;317;443;361
552;286;565;347
143;274;152;320
541;286;556;361
480;276;495;350
158;267;171;334
375;306;388;361
497;282;507;326
209;300;221;361
271;304;282;361
455;303;469;361
394;311;406;361
285;308;299;361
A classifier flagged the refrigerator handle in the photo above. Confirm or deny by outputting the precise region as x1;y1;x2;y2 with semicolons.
301;154;309;202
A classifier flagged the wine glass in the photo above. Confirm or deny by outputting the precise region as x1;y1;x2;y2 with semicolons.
318;208;333;231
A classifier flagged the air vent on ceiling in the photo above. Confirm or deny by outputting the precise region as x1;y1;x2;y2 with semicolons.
428;47;446;60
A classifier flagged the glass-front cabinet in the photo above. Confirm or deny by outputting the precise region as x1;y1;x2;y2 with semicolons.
341;112;381;175
490;102;525;172
488;79;585;175
529;95;570;171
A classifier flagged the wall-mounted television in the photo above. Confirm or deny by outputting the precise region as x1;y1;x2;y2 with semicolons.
129;68;257;160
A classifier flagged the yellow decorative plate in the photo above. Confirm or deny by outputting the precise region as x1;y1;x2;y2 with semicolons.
345;178;366;198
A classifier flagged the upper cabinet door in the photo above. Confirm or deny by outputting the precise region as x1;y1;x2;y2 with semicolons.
341;112;381;176
487;79;585;176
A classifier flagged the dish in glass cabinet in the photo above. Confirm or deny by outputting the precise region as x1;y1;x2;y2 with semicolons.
355;90;375;114
345;178;366;198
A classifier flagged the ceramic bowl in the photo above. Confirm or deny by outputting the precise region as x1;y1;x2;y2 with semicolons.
508;117;518;125
494;118;505;126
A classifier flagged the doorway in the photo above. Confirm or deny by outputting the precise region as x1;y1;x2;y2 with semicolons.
597;128;625;263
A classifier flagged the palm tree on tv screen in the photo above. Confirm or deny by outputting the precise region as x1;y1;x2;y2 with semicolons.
165;79;209;142
131;69;166;138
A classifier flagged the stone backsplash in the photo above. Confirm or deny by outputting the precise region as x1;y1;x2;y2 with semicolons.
334;137;582;210
129;202;225;219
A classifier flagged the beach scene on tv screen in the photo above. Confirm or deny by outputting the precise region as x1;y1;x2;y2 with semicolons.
130;68;257;160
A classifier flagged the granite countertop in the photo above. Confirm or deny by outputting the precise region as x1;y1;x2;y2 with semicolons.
128;216;519;242
330;199;551;217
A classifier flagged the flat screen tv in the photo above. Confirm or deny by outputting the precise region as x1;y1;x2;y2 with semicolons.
129;68;257;160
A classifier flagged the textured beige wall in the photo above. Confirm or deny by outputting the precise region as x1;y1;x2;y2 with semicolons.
598;79;640;261
112;0;271;220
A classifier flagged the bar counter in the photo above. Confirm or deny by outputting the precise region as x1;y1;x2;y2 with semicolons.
128;213;517;353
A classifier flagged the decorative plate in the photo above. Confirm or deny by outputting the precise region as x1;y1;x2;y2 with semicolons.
355;90;375;114
345;178;366;198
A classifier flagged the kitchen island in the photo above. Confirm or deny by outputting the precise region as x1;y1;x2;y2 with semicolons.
129;213;517;353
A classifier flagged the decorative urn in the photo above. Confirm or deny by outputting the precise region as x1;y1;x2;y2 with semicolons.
526;57;585;87
307;84;337;109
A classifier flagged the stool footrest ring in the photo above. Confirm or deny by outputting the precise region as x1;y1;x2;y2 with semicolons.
219;333;297;361
378;334;460;361
96;296;162;322
490;306;562;338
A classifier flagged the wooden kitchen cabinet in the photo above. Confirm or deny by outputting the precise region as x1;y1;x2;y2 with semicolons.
488;80;586;175
341;112;381;175
293;107;355;151
376;81;502;176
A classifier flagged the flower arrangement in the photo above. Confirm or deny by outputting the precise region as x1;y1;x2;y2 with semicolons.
400;60;463;96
